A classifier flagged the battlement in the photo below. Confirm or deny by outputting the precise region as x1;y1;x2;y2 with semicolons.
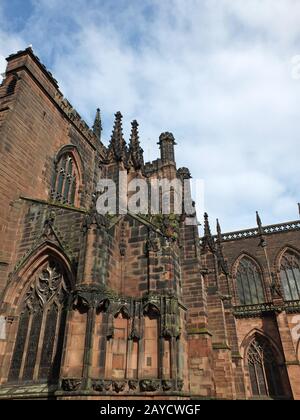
203;219;300;243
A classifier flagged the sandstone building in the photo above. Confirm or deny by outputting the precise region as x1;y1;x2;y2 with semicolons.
0;48;299;400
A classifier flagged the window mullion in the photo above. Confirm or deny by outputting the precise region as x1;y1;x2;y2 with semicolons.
253;270;260;304
291;266;300;300
245;266;252;304
261;357;270;397
33;308;48;381
253;363;260;395
19;311;34;380
284;268;294;301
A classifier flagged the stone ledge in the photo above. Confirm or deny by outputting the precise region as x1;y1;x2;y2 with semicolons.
187;327;212;336
212;343;231;350
61;378;184;395
20;196;87;213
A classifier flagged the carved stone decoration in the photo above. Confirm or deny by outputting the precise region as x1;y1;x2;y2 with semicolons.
271;272;283;298
112;380;127;393
82;192;110;233
128;120;144;171
150;214;180;241
162;295;181;339
61;378;82;391
73;284;113;311
177;167;191;180
176;379;184;391
202;212;216;253
106;112;128;165
24;262;68;311
129;300;141;340
216;219;229;276
139;379;160;392
41;210;56;239
129;328;140;340
92;379;112;392
145;230;160;255
162;380;173;391
128;380;139;391
93;108;102;141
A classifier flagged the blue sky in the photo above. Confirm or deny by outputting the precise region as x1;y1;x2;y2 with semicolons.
1;0;300;234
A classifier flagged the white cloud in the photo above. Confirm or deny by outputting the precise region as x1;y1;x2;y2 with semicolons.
1;0;300;233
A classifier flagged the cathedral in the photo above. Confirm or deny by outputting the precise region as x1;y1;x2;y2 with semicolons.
0;47;299;400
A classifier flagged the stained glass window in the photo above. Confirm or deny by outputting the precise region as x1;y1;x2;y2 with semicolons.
8;260;69;384
51;153;79;206
236;257;265;305
248;336;283;398
280;251;300;301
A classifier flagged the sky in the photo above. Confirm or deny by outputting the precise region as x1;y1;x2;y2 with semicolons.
1;0;300;234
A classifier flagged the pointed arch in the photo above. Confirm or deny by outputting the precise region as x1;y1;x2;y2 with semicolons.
241;330;287;399
114;305;131;319
274;244;300;269
51;144;84;207
276;247;300;301
232;254;266;305
1;241;74;313
241;328;284;364
143;302;160;318
231;251;265;276
1;243;73;385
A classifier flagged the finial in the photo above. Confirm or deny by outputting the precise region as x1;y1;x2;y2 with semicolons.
216;218;222;242
256;211;263;230
158;132;177;163
215;218;228;275
256;211;266;247
204;212;211;235
129;119;144;170
93;108;102;140
107;111;127;162
202;212;215;253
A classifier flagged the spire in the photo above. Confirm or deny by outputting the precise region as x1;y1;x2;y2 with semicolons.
256;211;262;231
256;211;266;247
216;218;222;243
215;219;228;275
202;212;215;252
107;111;127;163
128;120;144;170
298;203;300;217
93;108;102;140
204;212;212;237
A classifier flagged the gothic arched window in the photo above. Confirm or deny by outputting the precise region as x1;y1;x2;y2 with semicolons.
236;257;265;305
51;151;80;206
280;251;300;301
8;260;70;384
247;336;283;398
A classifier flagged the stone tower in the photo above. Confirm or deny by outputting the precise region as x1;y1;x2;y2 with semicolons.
0;48;299;400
